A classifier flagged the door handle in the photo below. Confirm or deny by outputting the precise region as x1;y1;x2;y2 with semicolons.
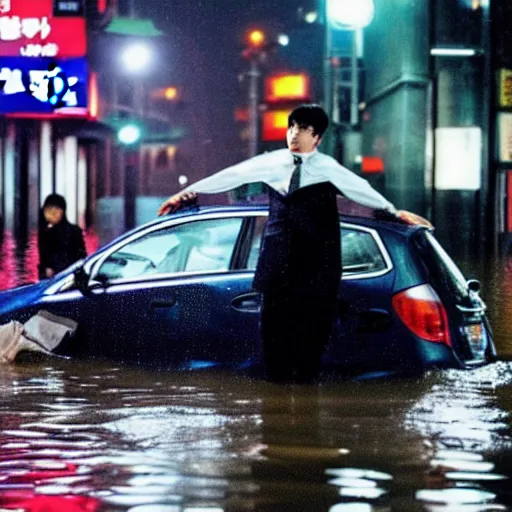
151;298;176;308
231;292;261;312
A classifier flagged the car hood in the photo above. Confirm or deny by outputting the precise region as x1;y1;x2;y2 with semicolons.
0;281;50;317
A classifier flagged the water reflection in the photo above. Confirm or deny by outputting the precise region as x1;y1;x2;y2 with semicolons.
0;361;511;510
2;239;512;510
404;363;512;511
0;229;98;291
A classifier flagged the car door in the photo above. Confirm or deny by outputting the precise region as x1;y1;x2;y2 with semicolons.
238;215;400;372
324;223;396;371
86;213;258;367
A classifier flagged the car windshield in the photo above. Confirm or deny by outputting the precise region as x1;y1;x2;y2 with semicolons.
417;231;468;302
92;217;243;282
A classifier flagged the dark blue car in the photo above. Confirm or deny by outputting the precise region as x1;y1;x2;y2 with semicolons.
0;206;496;375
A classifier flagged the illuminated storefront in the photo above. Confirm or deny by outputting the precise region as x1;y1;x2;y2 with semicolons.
0;0;92;233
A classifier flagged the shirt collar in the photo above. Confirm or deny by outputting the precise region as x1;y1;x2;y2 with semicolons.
290;149;317;162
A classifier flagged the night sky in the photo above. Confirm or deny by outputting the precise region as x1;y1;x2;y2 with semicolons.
135;0;317;178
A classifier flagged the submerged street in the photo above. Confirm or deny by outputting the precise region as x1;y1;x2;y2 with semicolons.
0;0;511;509
1;231;512;511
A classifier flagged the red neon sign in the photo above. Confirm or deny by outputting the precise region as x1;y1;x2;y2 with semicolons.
262;109;292;141
265;74;311;103
0;0;86;58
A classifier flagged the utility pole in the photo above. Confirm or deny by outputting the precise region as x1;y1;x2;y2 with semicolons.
248;57;260;158
244;30;265;158
322;2;334;156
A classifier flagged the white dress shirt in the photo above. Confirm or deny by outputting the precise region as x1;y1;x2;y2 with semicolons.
183;148;396;213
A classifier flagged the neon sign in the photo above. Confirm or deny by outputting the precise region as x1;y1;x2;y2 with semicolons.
0;57;88;116
0;0;86;57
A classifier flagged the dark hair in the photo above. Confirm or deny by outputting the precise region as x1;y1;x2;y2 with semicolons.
288;104;329;138
43;193;67;212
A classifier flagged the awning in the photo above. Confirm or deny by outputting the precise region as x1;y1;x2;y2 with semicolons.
104;17;163;37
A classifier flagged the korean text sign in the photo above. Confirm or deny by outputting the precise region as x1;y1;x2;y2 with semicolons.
0;0;86;58
0;57;88;116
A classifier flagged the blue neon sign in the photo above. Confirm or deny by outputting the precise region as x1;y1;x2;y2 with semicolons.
0;56;88;115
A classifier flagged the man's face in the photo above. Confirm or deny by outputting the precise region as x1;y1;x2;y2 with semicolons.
286;122;321;153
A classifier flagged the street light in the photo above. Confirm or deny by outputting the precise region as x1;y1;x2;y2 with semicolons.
242;29;291;159
121;42;152;73
117;42;153;231
243;29;267;159
326;0;375;29
323;0;375;156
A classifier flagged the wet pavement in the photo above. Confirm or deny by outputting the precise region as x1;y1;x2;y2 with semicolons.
1;230;512;511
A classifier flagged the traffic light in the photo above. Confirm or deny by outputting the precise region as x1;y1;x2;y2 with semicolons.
242;29;267;60
248;30;265;48
117;124;141;145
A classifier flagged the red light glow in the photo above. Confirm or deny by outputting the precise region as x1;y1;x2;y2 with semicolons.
265;74;310;103
88;72;99;119
262;109;291;142
248;30;265;47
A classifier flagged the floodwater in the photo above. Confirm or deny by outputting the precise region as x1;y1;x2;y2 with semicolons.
1;231;512;511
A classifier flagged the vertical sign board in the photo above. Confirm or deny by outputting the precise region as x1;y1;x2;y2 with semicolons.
498;113;512;163
434;127;482;190
499;69;512;109
497;113;512;232
0;0;88;117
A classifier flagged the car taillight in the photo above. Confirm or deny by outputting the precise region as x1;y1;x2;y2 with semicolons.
392;284;451;347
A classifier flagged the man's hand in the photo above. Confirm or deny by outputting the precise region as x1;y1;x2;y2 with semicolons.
395;210;433;228
157;191;198;216
45;268;55;278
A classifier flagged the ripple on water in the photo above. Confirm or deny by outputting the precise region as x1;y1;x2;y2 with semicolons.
416;488;497;504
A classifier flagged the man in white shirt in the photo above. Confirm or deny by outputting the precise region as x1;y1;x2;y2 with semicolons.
158;104;430;382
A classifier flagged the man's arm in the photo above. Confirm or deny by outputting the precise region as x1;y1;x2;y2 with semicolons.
319;154;433;227
158;151;281;216
317;154;396;213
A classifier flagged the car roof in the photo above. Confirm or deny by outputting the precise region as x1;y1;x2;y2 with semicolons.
163;204;430;235
102;204;430;252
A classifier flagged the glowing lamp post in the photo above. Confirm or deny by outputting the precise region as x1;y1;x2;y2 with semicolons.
326;0;375;29
121;43;152;74
117;42;153;231
245;30;266;158
324;0;375;154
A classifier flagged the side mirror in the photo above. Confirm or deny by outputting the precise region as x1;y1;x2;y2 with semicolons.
74;267;91;295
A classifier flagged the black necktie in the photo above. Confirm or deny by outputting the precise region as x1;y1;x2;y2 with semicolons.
288;155;302;194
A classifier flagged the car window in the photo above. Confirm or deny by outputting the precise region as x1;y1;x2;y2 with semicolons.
245;217;387;276
93;217;243;282
341;228;387;274
416;230;468;302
